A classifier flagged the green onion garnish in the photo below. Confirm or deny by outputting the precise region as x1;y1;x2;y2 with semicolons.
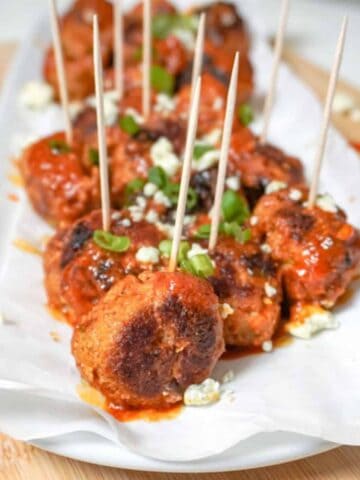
125;178;146;199
221;190;249;224
159;239;190;262
151;65;175;95
48;139;70;154
152;13;198;39
220;222;252;244
180;258;196;275
193;143;214;160
195;224;211;239
237;103;254;126
188;254;215;278
93;230;131;253
148;166;168;189
88;148;99;166
186;187;198;210
119;115;140;136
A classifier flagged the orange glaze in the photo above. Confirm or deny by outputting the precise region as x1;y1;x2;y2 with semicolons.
13;238;42;256
46;305;67;324
77;380;182;422
7;193;19;202
8;173;24;187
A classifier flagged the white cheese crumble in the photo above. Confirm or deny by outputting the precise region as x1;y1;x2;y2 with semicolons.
143;182;158;197
220;303;234;319
124;107;144;124
264;282;277;298
265;180;288;194
19;81;54;110
316;194;338;213
262;340;273;353
120;218;131;227
260;243;272;254
184;378;220;406
289;188;302;201
154;190;172;207
213;96;224;111
111;211;121;220
250;216;258;226
145;209;159;224
201;128;222;146
172;28;195;51
69;101;84;119
193;149;220;171
150;137;180;176
287;308;338;339
156;221;174;237
320;237;333;250
154;93;176;114
135;246;159;264
136;196;147;209
222;370;234;384
87;90;119;126
128;205;144;222
187;243;208;259
225;176;240;191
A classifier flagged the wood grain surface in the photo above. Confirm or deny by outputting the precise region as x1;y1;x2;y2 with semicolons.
1;43;360;479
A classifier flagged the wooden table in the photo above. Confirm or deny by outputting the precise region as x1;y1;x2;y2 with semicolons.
1;43;360;479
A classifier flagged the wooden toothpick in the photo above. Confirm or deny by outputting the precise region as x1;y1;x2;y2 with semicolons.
169;77;202;272
93;15;111;232
142;0;152;118
260;0;289;144
308;16;348;207
48;0;73;144
114;0;124;99
190;13;206;104
208;53;240;251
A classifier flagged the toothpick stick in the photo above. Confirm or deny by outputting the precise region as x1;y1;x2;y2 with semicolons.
48;0;73;144
93;15;111;231
114;0;124;99
308;16;348;207
190;13;206;103
259;0;289;144
209;53;240;251
142;0;152;117
169;77;202;272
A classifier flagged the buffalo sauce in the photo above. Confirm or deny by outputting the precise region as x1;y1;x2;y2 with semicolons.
77;380;182;422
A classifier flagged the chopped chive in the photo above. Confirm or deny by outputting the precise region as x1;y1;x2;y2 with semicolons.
189;254;215;278
148;166;168;189
48;139;70;154
186;187;198;211
125;178;146;198
195;224;211;239
88;148;99;166
221;190;249;224
193;143;214;160
220;222;252;244
151;65;175;95
119;115;140;136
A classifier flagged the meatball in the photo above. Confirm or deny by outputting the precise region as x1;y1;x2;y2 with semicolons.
44;209;166;325
20;132;98;225
253;188;360;308
72;270;224;408
208;236;282;347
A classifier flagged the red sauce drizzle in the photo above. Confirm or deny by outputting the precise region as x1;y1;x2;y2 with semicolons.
106;402;183;422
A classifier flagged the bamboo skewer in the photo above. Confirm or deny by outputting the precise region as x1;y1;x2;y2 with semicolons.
208;53;240;251
308;16;348;207
169;77;202;272
93;15;111;232
114;0;124;99
259;0;289;144
48;0;73;144
142;0;152;117
190;13;206;103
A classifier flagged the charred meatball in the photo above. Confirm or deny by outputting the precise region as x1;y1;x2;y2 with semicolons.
72;271;224;408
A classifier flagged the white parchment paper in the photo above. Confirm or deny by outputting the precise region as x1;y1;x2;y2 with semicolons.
0;3;360;462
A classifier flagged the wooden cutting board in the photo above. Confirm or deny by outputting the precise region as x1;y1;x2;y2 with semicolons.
1;43;360;479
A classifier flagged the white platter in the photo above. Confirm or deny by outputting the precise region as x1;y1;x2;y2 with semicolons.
1;1;358;473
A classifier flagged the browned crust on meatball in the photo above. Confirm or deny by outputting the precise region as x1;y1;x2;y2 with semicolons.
72;271;224;408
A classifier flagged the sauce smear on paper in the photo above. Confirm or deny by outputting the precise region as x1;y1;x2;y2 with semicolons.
13;238;42;256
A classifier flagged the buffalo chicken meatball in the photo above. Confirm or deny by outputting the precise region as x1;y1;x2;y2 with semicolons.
72;270;224;408
208;236;282;347
253;187;360;309
44;209;166;324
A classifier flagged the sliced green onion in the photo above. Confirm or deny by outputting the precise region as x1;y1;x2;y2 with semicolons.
186;187;198;210
152;13;198;39
48;139;70;154
221;190;249;224
178;241;190;262
180;258;196;275
163;182;179;204
193;143;214;160
151;65;175;95
148;166;168;189
220;222;252;244
125;178;146;198
195;224;211;239
237;103;254;126
158;239;172;258
93;230;131;253
119;115;140;136
159;239;190;262
189;254;215;278
88;148;99;166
